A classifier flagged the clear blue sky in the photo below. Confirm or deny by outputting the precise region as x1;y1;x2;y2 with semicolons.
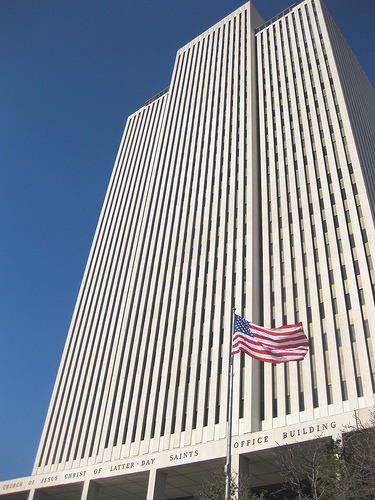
1;0;374;482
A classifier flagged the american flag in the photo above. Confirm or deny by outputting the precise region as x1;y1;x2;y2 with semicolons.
232;314;309;363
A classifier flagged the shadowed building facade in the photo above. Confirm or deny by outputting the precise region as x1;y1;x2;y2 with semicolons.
1;1;375;498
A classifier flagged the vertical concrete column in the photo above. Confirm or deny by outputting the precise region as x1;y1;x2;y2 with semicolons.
146;469;167;500
232;454;250;495
81;480;100;500
28;490;44;500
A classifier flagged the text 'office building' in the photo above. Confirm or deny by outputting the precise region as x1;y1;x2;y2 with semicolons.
2;0;375;498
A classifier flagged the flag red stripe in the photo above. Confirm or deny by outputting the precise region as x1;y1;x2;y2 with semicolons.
232;345;306;363
249;323;304;336
232;339;308;361
249;333;309;345
232;315;309;363
233;335;309;352
233;337;307;356
233;336;308;357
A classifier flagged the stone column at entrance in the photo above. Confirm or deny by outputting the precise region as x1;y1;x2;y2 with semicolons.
28;490;43;500
232;454;250;492
81;480;100;500
146;469;167;500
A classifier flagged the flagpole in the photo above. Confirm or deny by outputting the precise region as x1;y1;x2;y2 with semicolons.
225;309;235;500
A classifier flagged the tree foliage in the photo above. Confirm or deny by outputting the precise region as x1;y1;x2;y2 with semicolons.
275;437;332;499
275;409;375;499
194;410;375;500
193;468;265;500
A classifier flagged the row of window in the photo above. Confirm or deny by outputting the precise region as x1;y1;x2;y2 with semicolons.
257;0;375;423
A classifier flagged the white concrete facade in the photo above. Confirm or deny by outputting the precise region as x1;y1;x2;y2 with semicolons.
1;1;375;499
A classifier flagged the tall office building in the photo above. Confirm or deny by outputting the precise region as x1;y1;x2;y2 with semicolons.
2;0;375;498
